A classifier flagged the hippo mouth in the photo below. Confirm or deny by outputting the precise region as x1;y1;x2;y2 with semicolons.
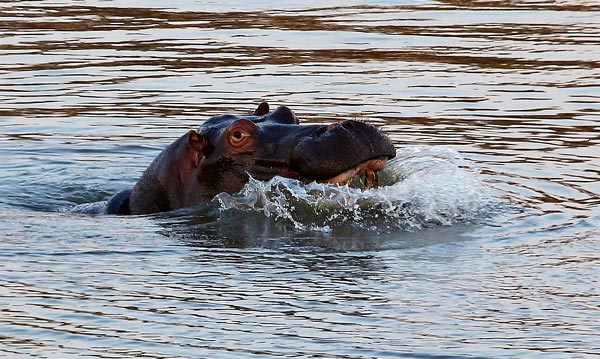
321;157;388;189
251;156;389;189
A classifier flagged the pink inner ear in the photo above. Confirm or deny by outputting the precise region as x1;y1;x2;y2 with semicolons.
187;130;205;152
185;130;205;168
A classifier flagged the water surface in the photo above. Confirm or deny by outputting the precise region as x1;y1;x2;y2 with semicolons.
1;0;599;358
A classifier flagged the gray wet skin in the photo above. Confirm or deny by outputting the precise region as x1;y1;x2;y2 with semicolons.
105;102;396;215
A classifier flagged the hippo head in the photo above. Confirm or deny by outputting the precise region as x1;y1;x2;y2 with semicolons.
113;103;395;215
195;103;395;190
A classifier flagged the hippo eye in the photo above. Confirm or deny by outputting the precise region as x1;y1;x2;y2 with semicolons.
228;128;251;147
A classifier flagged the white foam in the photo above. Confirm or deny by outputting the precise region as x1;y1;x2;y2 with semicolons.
216;146;498;232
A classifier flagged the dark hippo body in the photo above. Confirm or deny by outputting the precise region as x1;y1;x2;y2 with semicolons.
106;103;395;215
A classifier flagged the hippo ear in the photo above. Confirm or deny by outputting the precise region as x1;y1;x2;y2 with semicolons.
187;130;205;167
187;130;205;152
253;102;270;116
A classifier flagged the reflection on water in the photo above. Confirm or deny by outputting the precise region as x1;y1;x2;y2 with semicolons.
1;0;599;358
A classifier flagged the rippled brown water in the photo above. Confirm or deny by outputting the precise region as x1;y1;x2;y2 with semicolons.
1;1;599;358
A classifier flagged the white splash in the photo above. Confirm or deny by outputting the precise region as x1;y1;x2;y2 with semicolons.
216;146;498;232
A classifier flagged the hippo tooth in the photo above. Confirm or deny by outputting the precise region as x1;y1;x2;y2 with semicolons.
363;169;378;189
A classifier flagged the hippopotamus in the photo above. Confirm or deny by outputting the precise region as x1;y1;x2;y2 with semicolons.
105;102;395;215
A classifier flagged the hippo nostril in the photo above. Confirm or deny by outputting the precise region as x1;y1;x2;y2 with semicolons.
342;120;357;129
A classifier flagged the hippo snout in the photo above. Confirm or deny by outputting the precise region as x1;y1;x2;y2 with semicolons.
289;120;395;182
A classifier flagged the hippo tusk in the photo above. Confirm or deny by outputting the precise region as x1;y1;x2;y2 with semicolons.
363;169;378;189
322;157;387;188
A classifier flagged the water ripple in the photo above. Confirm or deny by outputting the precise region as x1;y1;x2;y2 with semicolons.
1;1;600;358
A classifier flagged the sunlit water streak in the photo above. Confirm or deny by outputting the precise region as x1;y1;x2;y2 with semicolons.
1;0;599;358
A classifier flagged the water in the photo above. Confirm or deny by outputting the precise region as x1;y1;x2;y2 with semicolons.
1;0;599;358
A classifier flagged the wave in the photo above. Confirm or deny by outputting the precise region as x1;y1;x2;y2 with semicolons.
215;146;498;232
